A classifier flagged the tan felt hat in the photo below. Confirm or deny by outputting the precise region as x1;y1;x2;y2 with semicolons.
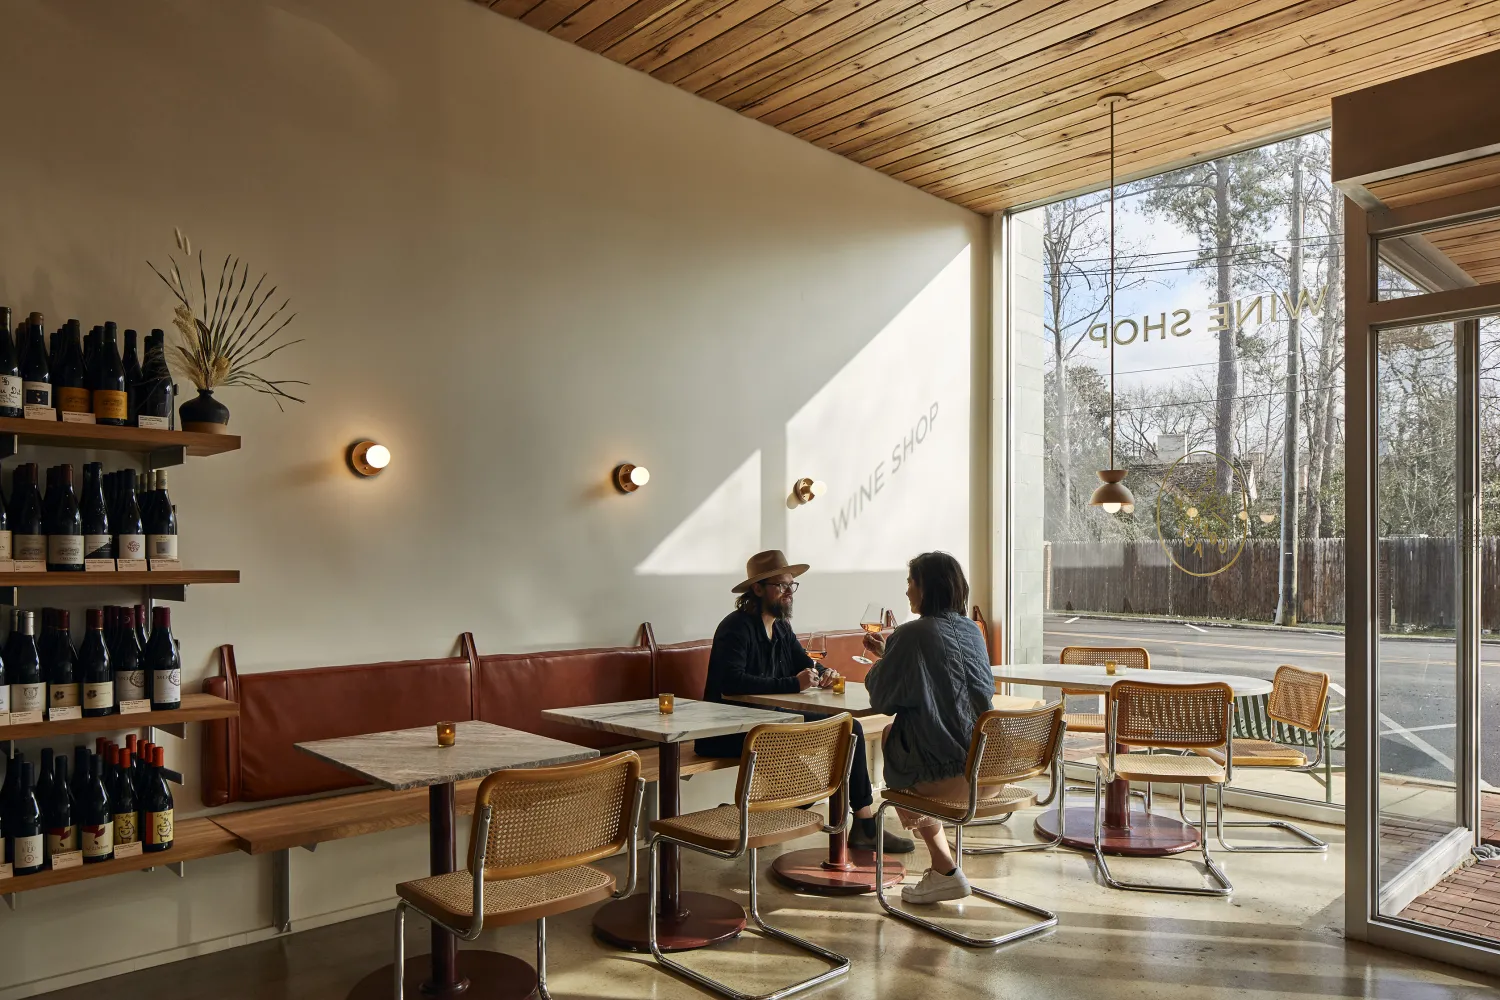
732;549;810;594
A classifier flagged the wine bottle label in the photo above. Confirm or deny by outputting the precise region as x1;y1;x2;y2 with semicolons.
11;681;45;713
85;534;113;559
12;835;42;870
0;374;21;410
116;670;147;701
14;534;46;560
22;381;50;407
137;414;168;430
0;529;11;559
46;827;79;854
0;684;8;714
146;809;173;846
81;823;113;858
92;389;127;420
152;668;181;704
147;534;178;560
114;811;139;845
48;534;84;564
56;386;90;413
49;683;81;708
116;534;146;560
83;682;114;710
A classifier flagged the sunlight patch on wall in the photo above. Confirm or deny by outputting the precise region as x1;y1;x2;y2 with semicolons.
635;451;761;575
787;247;971;572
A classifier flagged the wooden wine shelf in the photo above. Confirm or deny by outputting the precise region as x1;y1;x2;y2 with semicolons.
0;693;239;742
0;569;239;589
0;416;239;461
0;818;240;895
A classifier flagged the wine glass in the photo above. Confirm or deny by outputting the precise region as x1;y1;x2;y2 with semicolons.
852;604;887;665
805;633;828;680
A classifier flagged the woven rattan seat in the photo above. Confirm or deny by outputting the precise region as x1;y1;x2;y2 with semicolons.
1059;647;1150;733
650;804;823;851
1098;751;1225;784
1197;738;1307;767
1063;711;1105;732
882;783;1036;823
397;865;614;927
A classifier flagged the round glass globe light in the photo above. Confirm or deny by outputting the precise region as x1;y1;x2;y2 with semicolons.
365;444;391;470
629;465;651;487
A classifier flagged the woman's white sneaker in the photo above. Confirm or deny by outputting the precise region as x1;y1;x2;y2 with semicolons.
901;867;971;904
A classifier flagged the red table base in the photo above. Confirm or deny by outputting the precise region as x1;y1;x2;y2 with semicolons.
347;951;538;1000
1034;804;1200;857
591;891;746;953
770;847;905;895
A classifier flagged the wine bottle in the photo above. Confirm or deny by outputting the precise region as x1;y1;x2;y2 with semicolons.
142;745;173;853
92;323;128;426
0;750;18;835
12;465;42;564
0;307;21;418
146;470;177;563
20;312;52;418
134;604;148;652
112;606;145;705
135;331;173;430
110;746;138;849
80;608;114;717
71;747;90;804
83;327;98;388
54;321;89;419
8;611;44;716
79;755;113;863
0;472;11;562
113;470;145;563
44;609;80;714
34;747;54;808
122;330;141;424
145;607;180;710
43;755;77;859
0;637;8;720
7;761;42;874
81;463;112;562
46;464;83;572
6;465;25;531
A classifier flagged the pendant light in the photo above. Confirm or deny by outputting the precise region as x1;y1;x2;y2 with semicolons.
1090;93;1136;516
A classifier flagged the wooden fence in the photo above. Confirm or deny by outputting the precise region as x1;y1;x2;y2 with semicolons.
1046;536;1483;629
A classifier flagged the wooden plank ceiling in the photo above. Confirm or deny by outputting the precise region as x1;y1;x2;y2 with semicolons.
1368;154;1500;285
476;0;1500;213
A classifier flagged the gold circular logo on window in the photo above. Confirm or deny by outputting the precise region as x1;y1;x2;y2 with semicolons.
1155;451;1250;578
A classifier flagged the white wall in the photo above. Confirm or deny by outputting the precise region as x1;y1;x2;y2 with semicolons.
0;0;988;993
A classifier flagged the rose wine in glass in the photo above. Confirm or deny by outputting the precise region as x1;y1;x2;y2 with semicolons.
805;633;827;678
852;604;886;665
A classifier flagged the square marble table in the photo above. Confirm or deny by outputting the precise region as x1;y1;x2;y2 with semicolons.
298;721;597;1000
541;698;796;953
992;663;1272;858
724;682;905;894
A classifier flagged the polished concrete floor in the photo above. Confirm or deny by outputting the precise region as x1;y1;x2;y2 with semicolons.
44;802;1500;1000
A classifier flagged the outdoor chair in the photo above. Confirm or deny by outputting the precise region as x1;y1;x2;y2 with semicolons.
392;753;645;1000
647;714;857;1000
1094;681;1235;897
877;704;1067;946
1232;672;1345;803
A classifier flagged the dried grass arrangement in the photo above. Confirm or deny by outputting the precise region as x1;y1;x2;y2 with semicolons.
147;228;307;409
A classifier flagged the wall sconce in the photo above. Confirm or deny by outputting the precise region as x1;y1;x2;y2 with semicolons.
789;477;827;506
348;440;391;477
614;463;650;494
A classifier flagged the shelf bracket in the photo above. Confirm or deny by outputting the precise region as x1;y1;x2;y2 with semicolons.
2;893;14;911
148;445;187;470
273;849;292;934
167;862;184;878
152;586;187;603
158;723;188;740
0;434;16;461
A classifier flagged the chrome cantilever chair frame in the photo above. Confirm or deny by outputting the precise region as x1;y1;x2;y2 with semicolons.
648;731;858;1000
876;707;1066;946
394;776;646;1000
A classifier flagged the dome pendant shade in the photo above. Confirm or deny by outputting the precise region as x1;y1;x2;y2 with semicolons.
1090;469;1136;514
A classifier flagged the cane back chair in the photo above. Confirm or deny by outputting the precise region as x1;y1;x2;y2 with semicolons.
1179;664;1331;853
1094;681;1234;896
647;714;857;1000
1059;645;1151;733
876;703;1067;946
393;752;645;1000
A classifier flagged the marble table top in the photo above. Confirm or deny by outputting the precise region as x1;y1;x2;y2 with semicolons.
993;663;1272;698
296;721;598;791
542;698;799;743
726;682;879;717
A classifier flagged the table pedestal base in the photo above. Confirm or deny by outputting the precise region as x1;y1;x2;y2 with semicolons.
1034;805;1199;857
347;951;537;1000
770;848;905;895
592;892;745;953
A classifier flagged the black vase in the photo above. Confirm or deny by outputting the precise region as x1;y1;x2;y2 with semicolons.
180;388;230;434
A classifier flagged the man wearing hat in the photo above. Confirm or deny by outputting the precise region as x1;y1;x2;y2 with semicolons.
694;550;914;855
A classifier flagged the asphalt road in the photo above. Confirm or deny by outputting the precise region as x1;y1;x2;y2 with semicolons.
1042;615;1500;789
